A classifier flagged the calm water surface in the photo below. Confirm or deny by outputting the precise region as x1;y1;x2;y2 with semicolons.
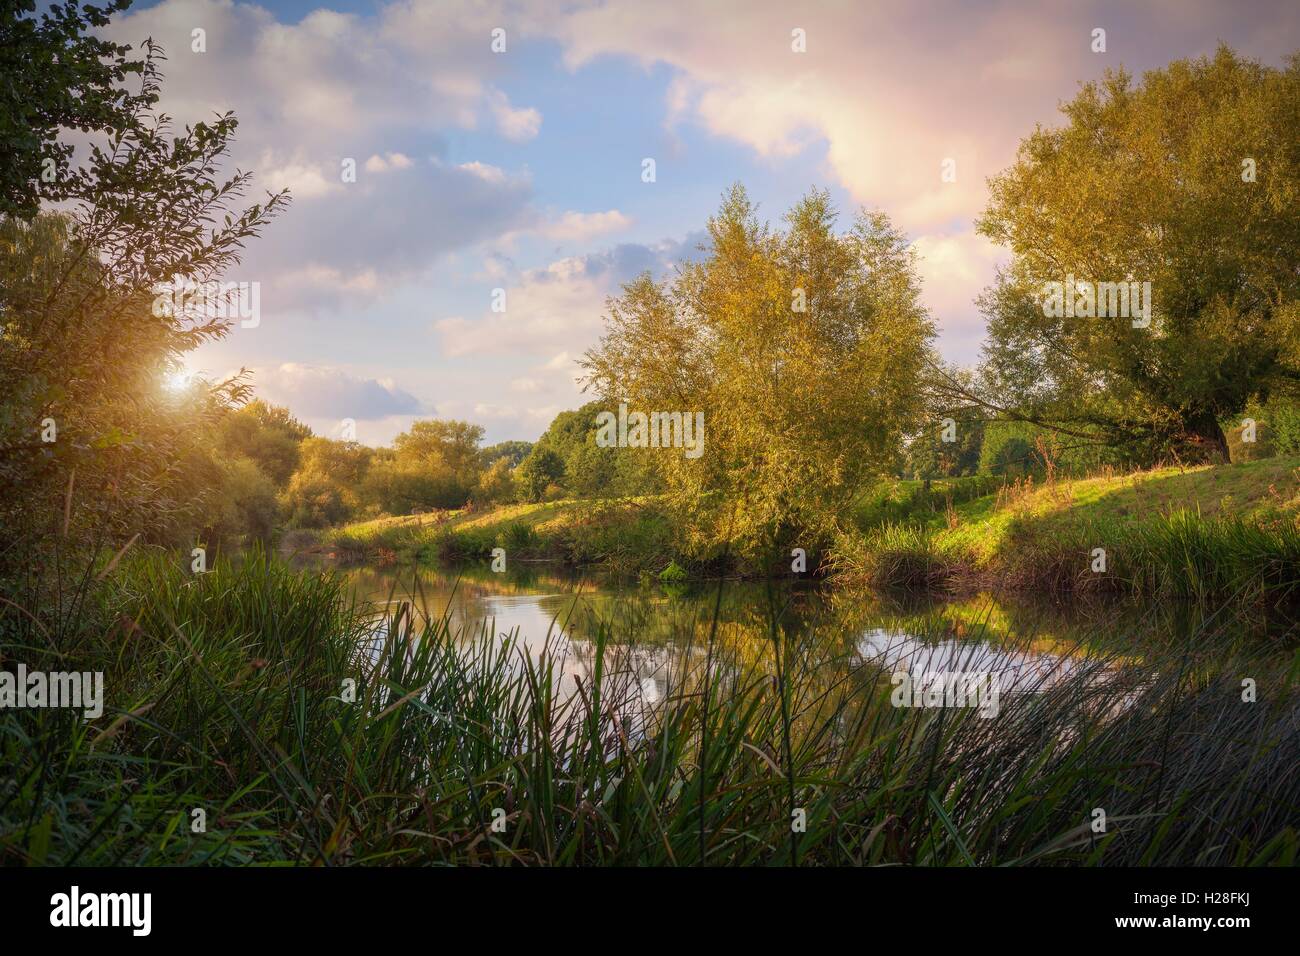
328;560;1294;706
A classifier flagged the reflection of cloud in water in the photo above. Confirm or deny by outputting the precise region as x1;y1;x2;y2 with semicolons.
857;628;1094;695
563;640;675;713
367;582;677;716
856;627;1148;729
352;566;1152;723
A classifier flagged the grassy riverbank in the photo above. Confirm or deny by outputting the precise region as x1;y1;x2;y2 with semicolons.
840;457;1300;600
311;497;684;575
2;552;1297;866
308;457;1300;600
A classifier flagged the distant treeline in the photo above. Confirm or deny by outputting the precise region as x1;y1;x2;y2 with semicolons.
206;399;667;541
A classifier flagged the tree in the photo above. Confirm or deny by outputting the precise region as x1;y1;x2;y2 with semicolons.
387;419;485;509
524;401;660;498
951;47;1300;463
516;448;565;502
903;414;984;479
978;423;1043;477
217;400;312;486
0;13;288;571
208;456;280;543
581;185;936;556
282;438;372;528
481;440;532;468
475;456;517;505
0;0;156;219
394;420;482;473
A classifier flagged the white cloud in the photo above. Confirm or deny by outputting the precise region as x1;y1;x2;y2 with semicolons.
250;363;425;420
365;152;414;173
488;90;542;141
542;210;632;242
433;255;615;358
278;265;381;296
235;158;534;311
434;232;706;361
911;231;1006;363
104;0;542;311
474;402;518;418
458;161;509;184
258;156;342;200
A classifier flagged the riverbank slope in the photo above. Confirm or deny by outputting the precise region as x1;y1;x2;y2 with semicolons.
840;456;1300;598
306;457;1300;598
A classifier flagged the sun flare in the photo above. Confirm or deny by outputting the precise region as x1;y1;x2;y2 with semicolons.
163;368;193;392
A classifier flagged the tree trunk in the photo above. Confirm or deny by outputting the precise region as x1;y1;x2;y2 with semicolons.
1184;411;1230;464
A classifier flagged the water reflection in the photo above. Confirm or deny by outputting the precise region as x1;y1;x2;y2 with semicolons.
331;560;1292;703
857;627;1095;694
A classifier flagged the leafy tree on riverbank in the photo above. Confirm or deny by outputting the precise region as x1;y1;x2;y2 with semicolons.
217;400;312;486
903;412;984;479
0;20;288;570
282;438;372;528
516;401;663;502
516;446;565;502
941;47;1300;464
583;185;936;558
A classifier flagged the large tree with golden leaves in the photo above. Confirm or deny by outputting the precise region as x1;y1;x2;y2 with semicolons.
950;47;1300;463
582;185;935;560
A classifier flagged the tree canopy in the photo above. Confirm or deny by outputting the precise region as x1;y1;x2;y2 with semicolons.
0;0;155;219
948;47;1300;462
582;185;936;557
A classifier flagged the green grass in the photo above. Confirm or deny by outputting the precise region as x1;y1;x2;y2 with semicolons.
2;550;1297;865
841;458;1300;599
851;475;1006;530
314;497;681;576
305;459;1300;597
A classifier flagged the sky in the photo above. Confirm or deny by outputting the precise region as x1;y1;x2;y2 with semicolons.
101;0;1300;446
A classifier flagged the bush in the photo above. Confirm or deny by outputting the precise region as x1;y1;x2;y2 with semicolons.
209;456;280;544
658;561;688;584
500;522;539;554
475;457;517;505
1228;396;1300;461
1270;401;1300;455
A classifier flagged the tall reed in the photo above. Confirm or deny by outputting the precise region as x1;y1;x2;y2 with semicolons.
2;551;1296;865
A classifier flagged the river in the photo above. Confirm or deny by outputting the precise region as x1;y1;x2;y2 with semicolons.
329;559;1295;710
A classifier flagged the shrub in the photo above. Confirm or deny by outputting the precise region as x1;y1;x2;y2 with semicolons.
658;561;688;584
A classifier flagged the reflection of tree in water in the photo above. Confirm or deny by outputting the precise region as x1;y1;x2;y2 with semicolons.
827;586;1284;661
345;561;1290;726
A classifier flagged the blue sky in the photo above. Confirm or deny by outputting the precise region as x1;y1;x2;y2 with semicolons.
103;0;1300;445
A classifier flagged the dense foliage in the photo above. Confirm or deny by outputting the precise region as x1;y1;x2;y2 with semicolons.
940;48;1300;463
0;20;287;574
0;0;155;219
582;186;936;559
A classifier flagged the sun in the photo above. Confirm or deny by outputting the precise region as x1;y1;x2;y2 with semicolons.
163;368;193;392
